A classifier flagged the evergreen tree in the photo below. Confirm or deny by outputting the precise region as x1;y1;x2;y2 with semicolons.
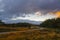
40;18;60;28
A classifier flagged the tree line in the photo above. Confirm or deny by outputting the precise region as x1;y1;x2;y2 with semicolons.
0;18;60;28
0;20;31;27
40;18;60;29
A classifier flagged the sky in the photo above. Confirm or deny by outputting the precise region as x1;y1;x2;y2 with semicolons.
0;0;60;23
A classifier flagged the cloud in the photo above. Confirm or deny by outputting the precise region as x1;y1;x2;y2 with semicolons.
0;0;60;21
3;0;60;13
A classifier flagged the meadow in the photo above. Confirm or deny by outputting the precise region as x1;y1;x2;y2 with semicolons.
0;26;60;40
0;18;60;40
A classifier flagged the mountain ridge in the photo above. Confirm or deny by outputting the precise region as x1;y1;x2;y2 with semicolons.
4;19;42;25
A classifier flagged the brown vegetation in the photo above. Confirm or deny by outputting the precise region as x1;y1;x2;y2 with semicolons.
0;18;60;40
0;28;59;40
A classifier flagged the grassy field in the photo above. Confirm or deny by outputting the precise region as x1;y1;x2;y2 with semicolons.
0;26;31;32
0;26;60;40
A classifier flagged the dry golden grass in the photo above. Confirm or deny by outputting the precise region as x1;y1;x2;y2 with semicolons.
0;26;31;32
0;28;59;40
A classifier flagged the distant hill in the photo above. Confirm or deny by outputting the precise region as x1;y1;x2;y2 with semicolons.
4;19;42;25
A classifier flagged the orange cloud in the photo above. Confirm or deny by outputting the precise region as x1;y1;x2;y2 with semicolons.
55;11;60;18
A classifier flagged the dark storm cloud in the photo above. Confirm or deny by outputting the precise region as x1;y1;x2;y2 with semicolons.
0;0;60;20
4;0;60;13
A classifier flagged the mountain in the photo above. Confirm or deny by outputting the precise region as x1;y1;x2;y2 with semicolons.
4;19;42;25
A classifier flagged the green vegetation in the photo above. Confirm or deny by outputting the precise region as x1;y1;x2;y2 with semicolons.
0;20;32;32
0;18;60;40
0;20;32;28
0;18;60;29
40;18;60;29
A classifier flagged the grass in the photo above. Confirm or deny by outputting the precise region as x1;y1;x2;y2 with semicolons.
0;26;31;32
0;26;60;40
